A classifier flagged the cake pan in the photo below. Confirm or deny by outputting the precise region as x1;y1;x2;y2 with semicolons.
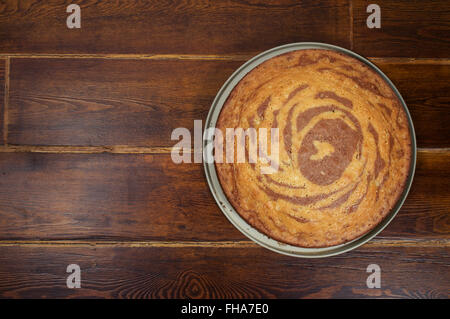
203;42;416;258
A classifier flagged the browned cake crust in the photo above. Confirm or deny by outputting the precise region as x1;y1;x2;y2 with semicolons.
215;49;412;248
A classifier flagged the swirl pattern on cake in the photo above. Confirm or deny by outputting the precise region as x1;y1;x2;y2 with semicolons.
215;49;412;248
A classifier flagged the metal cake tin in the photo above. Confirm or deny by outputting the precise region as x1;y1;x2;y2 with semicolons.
203;42;417;258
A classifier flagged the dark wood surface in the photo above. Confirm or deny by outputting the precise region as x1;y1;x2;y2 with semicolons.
0;245;448;299
0;151;448;241
7;58;450;147
0;0;448;299
376;62;450;147
0;0;351;54
8;58;240;146
0;58;4;143
353;0;450;57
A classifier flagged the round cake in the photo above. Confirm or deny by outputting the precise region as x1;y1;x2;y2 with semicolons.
215;49;412;248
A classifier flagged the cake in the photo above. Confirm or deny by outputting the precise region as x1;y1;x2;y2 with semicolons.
215;49;412;248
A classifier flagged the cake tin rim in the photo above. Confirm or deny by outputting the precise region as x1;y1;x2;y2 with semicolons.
203;42;417;258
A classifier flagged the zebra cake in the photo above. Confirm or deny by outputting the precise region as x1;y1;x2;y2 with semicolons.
215;49;412;248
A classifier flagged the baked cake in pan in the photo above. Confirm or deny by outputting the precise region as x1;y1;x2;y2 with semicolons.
215;49;412;248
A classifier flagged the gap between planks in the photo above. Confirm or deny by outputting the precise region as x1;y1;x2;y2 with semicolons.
0;145;185;154
0;145;448;155
0;54;449;64
0;53;253;61
0;239;448;248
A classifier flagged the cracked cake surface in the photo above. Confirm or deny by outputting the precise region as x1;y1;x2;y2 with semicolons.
215;49;412;248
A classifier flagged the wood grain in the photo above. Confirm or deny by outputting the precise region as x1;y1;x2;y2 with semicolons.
0;152;243;241
0;0;350;54
376;62;450;148
0;0;448;301
0;245;448;298
0;58;4;144
353;0;450;57
7;58;450;148
382;150;450;238
8;58;241;146
0;151;447;241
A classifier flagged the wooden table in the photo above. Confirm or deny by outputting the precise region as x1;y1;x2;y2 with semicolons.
0;0;448;298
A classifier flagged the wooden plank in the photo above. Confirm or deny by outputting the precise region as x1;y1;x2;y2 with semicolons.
375;61;450;148
0;152;243;241
0;151;447;241
353;0;450;57
8;58;450;148
0;0;350;54
0;58;4;144
0;245;448;298
381;150;450;239
8;58;241;146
